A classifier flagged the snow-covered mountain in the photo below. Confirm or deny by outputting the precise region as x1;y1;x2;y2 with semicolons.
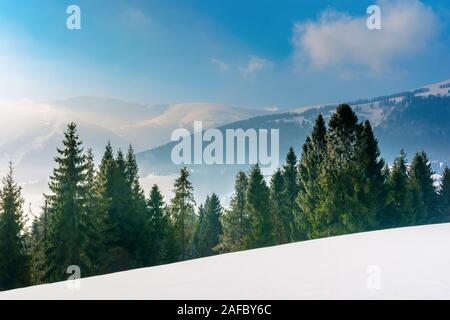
49;97;267;151
136;79;450;204
117;102;268;151
413;79;450;98
1;79;450;215
1;223;449;299
0;98;266;214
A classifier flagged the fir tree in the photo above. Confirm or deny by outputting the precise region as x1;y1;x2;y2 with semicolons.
171;167;196;260
98;142;116;200
270;169;286;244
84;148;108;275
0;162;30;290
217;171;250;253
125;145;150;266
193;203;208;258
97;145;144;271
315;105;362;237
281;147;298;242
28;213;46;285
354;120;385;230
112;149;141;268
246;164;273;248
297;114;327;239
147;185;175;264
45;123;91;282
203;193;223;255
97;142;124;271
409;151;437;224
384;150;413;227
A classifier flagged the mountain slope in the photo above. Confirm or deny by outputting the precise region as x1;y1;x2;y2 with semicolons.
0;98;266;213
1;223;449;299
136;80;450;204
2;79;450;214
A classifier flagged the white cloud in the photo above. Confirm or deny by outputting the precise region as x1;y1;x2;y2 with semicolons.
292;0;439;74
211;58;230;71
240;55;273;78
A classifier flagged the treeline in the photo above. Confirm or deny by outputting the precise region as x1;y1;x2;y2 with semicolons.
1;104;450;291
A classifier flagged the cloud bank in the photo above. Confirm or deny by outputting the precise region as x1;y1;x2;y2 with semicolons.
292;0;439;74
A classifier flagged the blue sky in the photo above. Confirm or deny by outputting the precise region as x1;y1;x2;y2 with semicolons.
0;0;449;109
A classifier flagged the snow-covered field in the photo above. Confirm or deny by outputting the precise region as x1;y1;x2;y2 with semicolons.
1;223;450;300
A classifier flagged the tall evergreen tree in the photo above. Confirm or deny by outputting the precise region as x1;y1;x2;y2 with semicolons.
438;167;450;222
98;142;116;200
112;149;142;268
97;142;124;271
281;148;298;242
147;184;176;264
384;150;413;227
171;167;196;260
84;148;108;275
246;164;273;248
193;203;207;258
217;171;250;253
96;145;146;271
315;105;362;237
125;145;150;266
270;169;286;244
409;151;437;224
297;114;327;239
193;194;223;257
354;120;385;230
0;162;30;290
203;193;223;255
28;213;46;285
45;123;91;282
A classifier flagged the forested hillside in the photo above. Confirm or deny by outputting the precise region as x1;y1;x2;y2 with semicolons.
1;104;449;291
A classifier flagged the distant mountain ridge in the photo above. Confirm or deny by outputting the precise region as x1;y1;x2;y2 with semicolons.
136;79;450;204
1;79;449;212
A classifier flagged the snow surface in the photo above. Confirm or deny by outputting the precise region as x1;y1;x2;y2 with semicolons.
414;79;450;97
1;223;450;300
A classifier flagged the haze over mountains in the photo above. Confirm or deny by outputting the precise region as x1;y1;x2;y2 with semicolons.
0;79;449;215
136;79;450;204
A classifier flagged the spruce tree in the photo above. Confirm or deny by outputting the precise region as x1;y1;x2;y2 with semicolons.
113;149;141;268
98;142;116;201
203;193;223;255
97;145;144;271
409;151;437;224
246;164;273;248
438;167;450;222
147;184;173;265
315;105;362;237
270;169;286;244
171;167;196;260
217;171;250;253
193;203;208;258
297;114;327;239
84;148;108;275
28;213;46;285
0;162;30;290
384;150;413;227
125;145;148;220
97;143;124;272
125;145;150;266
45;123;90;282
354;120;385;230
281;148;298;242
